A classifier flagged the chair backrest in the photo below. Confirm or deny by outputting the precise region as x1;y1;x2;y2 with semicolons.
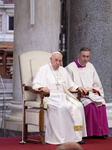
19;51;52;100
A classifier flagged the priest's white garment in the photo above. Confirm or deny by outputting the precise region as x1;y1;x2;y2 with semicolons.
66;62;106;107
32;63;87;145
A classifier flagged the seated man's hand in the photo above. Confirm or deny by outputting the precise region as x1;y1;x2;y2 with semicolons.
77;87;89;97
39;87;50;93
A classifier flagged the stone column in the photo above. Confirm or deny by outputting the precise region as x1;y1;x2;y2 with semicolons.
6;0;61;132
68;0;112;103
13;0;60;103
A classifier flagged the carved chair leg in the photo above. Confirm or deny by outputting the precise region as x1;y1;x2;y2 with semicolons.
23;105;28;141
39;109;46;144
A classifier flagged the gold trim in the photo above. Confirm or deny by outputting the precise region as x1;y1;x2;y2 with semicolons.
74;125;83;131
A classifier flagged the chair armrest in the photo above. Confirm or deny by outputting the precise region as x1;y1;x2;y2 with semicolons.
23;85;49;109
71;90;89;100
23;85;50;97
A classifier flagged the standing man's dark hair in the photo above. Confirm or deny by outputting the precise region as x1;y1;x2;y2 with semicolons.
80;47;90;53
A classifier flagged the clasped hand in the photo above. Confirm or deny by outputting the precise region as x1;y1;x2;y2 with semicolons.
38;87;50;93
77;87;89;98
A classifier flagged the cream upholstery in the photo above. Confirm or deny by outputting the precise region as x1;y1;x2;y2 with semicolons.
25;108;47;126
25;101;47;108
19;51;52;144
19;51;52;100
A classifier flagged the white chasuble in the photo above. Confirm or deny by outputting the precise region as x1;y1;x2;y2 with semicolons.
66;62;106;107
32;63;87;144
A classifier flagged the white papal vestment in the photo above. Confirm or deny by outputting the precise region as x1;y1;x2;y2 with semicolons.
32;63;87;145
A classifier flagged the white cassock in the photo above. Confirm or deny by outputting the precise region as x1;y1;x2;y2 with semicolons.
32;63;87;145
66;62;105;106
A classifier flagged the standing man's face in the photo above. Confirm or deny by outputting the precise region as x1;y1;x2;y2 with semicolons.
78;51;90;66
50;53;62;70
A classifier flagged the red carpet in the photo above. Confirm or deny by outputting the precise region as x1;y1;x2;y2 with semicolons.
0;136;112;150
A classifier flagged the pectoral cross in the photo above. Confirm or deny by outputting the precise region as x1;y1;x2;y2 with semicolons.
30;0;35;25
56;80;61;90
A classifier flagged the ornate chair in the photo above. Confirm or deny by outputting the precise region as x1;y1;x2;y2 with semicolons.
19;51;52;144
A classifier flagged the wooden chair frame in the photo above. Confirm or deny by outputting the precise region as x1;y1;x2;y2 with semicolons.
22;85;49;144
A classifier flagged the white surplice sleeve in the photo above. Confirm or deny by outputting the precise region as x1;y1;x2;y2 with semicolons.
92;65;104;97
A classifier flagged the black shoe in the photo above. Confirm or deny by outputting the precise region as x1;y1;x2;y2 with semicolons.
78;140;85;144
100;136;107;139
93;135;107;139
83;137;91;140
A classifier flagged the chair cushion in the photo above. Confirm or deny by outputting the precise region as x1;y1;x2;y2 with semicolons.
25;101;47;109
25;108;46;126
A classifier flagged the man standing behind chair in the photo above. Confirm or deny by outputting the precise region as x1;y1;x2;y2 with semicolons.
66;47;109;139
32;52;87;145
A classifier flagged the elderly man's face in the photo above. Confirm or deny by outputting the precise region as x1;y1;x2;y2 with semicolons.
78;51;90;66
50;53;62;70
